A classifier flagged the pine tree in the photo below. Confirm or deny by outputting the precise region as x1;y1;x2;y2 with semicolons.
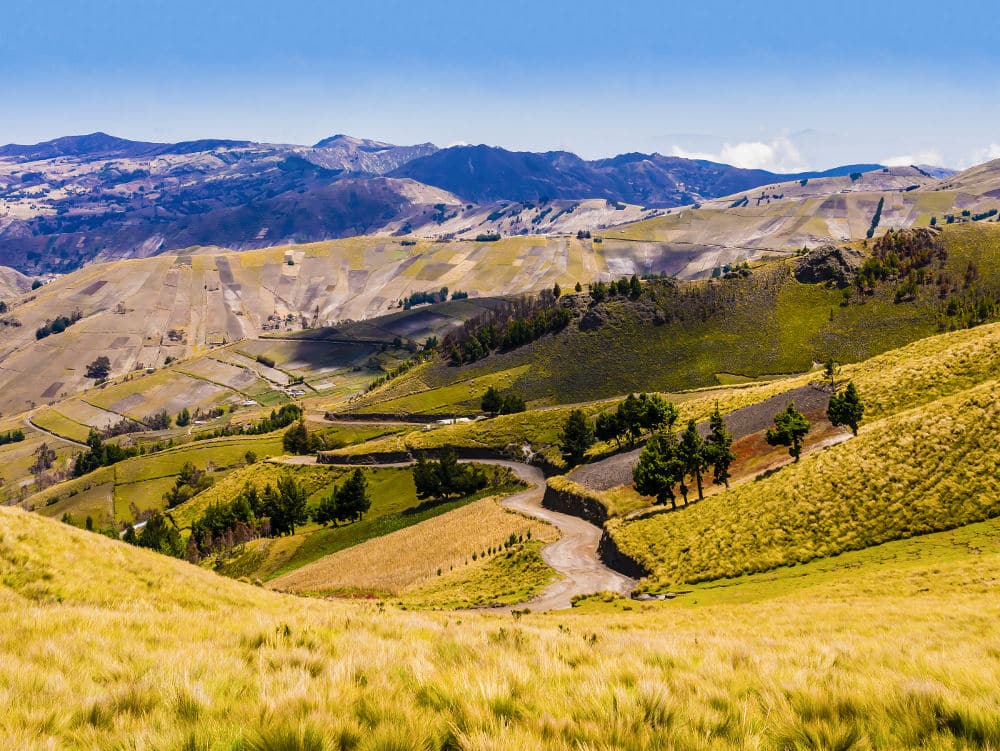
766;403;811;462
314;488;340;526
282;420;311;454
552;282;561;298
678;419;708;501
629;274;641;299
828;382;864;436
633;431;683;508
481;386;503;416
176;407;191;427
705;404;735;488
412;454;442;500
560;409;595;465
574;281;582;293
595;412;624;447
338;469;371;521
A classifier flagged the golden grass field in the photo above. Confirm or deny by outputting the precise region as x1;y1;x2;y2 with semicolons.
2;504;999;750
270;496;556;597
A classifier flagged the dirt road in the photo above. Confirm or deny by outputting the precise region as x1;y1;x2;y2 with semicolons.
487;460;635;611
273;455;635;610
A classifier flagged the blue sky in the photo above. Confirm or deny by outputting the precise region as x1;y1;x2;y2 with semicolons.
3;0;999;170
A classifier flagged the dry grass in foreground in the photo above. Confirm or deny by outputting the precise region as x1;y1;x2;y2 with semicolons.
1;504;1000;749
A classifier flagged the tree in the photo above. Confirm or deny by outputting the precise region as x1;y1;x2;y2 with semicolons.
481;386;503;417
175;407;191;427
412;450;487;500
823;357;836;388
639;394;678;434
552;282;561;298
828;382;864;436
282;420;311;454
678;420;708;501
766;403;811;462
704;405;735;488
595;411;624;447
633;431;683;508
629;274;641;299
412;454;442;500
135;511;184;557
574;282;582;293
337;469;371;521
85;356;111;381
499;393;525;415
560;409;594;465
618;394;647;445
266;475;309;535
30;442;56;475
164;462;213;507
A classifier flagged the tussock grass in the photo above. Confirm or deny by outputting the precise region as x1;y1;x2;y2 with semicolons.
1;505;999;749
404;540;556;609
613;378;1000;590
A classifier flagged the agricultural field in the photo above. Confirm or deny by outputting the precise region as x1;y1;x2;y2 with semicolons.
2;501;1000;749
270;495;556;597
26;434;285;526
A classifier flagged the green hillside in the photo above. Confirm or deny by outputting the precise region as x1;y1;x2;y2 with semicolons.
351;224;1000;412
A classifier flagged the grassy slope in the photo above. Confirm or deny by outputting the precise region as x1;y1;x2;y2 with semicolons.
355;224;1000;412
612;340;1000;590
2;505;1000;749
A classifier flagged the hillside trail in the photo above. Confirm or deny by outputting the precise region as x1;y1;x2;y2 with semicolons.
272;455;636;610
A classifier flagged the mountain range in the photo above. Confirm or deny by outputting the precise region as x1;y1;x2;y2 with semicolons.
0;131;904;273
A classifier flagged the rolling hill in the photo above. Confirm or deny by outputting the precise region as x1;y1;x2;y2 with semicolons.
0;131;898;273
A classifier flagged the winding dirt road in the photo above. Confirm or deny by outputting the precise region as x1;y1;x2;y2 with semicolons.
487;460;635;611
275;455;635;610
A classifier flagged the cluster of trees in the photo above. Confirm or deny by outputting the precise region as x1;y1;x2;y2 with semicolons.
163;462;214;508
443;295;572;366
72;430;142;476
588;275;641;303
36;310;82;340
403;287;450;309
85;356;111;381
189;404;305;442
101;416;146;438
365;349;434;393
124;511;183;557
558;393;678;466
856;228;947;295
314;469;371;525
633;406;735;507
481;386;526;417
282;419;339;455
145;410;172;430
412;450;489;501
186;472;326;559
0;429;25;446
596;393;677;448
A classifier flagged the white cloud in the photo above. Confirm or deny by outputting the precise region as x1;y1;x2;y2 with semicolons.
882;150;944;167
955;144;1000;170
670;136;807;173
